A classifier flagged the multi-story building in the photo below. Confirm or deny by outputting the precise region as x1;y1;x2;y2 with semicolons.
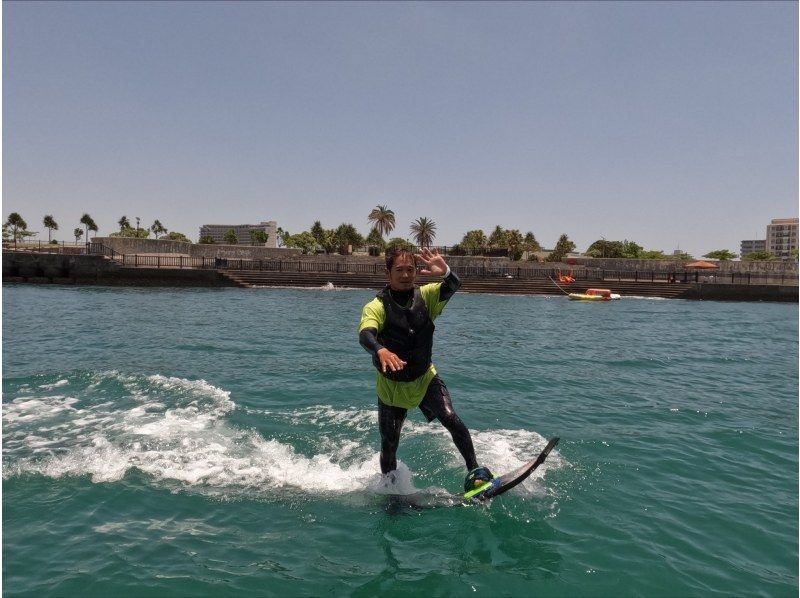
740;239;766;258
199;221;278;247
766;218;798;259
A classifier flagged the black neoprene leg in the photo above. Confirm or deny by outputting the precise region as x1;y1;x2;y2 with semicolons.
378;401;407;474
422;377;479;471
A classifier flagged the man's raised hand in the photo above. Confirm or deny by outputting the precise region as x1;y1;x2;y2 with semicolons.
416;247;448;277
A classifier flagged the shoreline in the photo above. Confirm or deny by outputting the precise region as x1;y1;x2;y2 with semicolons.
3;251;797;302
3;273;797;303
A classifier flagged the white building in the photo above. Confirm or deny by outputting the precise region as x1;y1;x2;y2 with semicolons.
199;221;278;247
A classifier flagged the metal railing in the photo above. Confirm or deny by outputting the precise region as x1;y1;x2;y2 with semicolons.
3;240;88;253
83;246;799;285
88;242;123;260
354;244;509;257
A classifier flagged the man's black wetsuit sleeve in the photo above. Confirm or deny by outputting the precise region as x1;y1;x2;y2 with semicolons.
439;270;461;302
359;270;461;356
359;328;383;356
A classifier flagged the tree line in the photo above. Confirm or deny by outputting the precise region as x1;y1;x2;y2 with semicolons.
2;212;191;247
4;207;791;262
274;205;793;262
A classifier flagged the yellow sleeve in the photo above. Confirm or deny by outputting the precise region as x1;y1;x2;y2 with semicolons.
358;298;385;333
420;282;447;320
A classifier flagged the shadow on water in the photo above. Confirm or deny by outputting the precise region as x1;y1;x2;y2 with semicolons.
351;496;563;596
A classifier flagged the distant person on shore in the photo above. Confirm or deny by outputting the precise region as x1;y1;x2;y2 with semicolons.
358;247;494;493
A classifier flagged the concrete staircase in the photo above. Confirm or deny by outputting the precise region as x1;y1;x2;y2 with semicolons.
218;270;692;299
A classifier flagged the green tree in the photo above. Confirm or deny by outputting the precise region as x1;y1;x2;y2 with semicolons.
43;215;58;243
223;229;238;244
307;222;335;253
285;231;317;254
310;221;326;246
118;215;131;231
199;235;215;244
250;230;269;245
164;231;190;242
150;220;167;239
523;231;541;254
622;240;643;259
505;229;525;261
110;227;149;238
488;225;507;249
333;223;364;254
703;249;738;260
386;237;414;253
410;217;436;247
365;228;387;255
73;228;83;244
6;213;28;248
460;230;487;254
546;234;576;263
673;251;693;261
742;250;776;261
79;213;98;244
367;205;396;238
585;239;625;258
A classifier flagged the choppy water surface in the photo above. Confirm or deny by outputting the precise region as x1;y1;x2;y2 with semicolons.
3;285;797;596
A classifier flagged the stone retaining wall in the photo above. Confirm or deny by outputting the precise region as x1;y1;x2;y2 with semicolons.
91;238;524;267
94;237;302;259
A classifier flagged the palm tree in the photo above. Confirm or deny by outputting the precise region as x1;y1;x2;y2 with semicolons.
6;213;27;249
410;217;436;248
43;215;58;243
118;215;131;231
367;205;396;238
80;213;98;245
488;225;507;249
150;219;167;239
74;228;83;244
505;229;524;261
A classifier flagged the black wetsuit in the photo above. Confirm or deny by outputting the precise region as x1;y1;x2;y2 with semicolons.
359;271;478;474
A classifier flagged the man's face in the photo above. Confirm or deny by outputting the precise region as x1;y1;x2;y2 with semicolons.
386;254;417;291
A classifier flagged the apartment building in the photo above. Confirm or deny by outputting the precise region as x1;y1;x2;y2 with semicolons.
766;218;798;259
740;239;766;257
199;220;278;247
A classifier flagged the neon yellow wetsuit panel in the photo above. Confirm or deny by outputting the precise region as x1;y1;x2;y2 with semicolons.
358;282;450;409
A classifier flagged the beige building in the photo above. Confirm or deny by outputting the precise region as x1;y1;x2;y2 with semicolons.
199;221;278;247
765;218;798;259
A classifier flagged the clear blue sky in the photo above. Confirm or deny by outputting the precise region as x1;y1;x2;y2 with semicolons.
3;1;797;256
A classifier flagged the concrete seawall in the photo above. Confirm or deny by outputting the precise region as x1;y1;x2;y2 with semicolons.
2;252;234;287
3;251;797;301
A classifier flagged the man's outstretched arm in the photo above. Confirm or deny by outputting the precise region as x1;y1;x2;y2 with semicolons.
359;327;383;356
360;328;407;373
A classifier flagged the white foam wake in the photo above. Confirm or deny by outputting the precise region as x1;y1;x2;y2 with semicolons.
3;373;562;500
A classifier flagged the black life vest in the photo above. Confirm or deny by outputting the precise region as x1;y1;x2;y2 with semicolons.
372;286;435;382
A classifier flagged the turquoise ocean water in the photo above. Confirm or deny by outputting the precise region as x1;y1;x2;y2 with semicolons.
2;284;798;597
